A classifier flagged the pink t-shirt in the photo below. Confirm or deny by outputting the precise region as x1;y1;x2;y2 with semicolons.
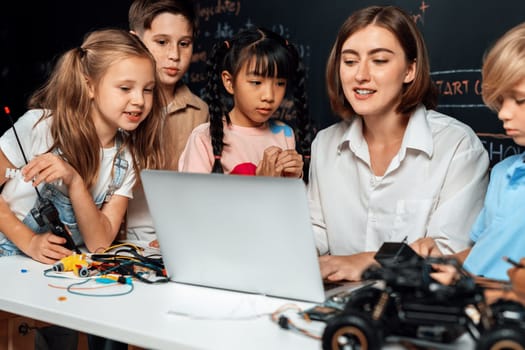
179;119;296;175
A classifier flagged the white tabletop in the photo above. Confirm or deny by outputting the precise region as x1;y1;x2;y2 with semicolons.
0;254;476;350
0;254;325;350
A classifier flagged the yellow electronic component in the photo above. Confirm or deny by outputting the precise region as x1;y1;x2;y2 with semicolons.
52;253;90;277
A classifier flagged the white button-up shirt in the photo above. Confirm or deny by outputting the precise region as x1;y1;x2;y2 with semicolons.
307;105;489;255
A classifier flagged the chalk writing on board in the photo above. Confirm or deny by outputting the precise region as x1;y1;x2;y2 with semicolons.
412;0;431;24
190;0;311;125
431;69;485;108
196;0;241;22
478;136;524;164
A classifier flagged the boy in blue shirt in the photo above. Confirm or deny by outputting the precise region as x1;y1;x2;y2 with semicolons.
413;22;525;282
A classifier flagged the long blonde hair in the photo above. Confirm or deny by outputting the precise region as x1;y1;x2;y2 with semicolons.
28;28;167;188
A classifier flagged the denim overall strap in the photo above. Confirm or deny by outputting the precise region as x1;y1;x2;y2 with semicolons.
104;132;129;203
4;135;129;255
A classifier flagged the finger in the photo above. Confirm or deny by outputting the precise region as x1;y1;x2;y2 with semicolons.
326;272;344;282
21;163;40;184
37;254;59;265
32;168;55;187
276;150;300;163
24;153;59;173
263;146;282;158
278;158;303;169
430;263;442;271
23;158;51;185
287;164;304;172
264;145;282;153
264;151;281;163
329;270;359;282
47;233;68;245
40;244;70;263
48;240;74;257
46;232;75;255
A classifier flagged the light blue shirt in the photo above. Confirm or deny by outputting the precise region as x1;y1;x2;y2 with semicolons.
463;152;525;280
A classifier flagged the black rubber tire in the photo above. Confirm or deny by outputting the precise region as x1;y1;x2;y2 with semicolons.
322;311;383;350
476;326;525;350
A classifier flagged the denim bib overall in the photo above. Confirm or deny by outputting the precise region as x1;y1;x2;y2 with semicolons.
0;138;129;256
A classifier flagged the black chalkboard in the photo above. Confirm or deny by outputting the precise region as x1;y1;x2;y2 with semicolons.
2;0;525;166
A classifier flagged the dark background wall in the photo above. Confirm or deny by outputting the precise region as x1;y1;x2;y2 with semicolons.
2;0;525;167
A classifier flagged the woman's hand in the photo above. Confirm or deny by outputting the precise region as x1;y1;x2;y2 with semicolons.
319;252;377;282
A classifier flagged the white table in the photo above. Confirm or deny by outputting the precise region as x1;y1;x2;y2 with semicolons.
0;255;476;350
0;255;326;350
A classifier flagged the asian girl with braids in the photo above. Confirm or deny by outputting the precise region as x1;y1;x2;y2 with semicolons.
178;26;313;178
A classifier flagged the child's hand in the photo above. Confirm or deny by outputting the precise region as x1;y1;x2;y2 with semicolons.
276;149;303;178
508;258;525;301
410;237;443;257
22;153;81;188
149;239;160;248
26;232;72;265
256;146;283;177
429;263;459;285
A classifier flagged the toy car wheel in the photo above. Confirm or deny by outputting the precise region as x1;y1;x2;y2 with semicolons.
343;286;397;333
322;311;382;350
490;300;525;324
476;326;525;350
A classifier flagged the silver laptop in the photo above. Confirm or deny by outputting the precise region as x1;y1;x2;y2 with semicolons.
141;170;364;303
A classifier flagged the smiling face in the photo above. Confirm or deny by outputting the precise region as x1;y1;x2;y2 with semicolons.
89;56;155;146
139;12;193;99
222;57;288;127
339;24;415;119
497;78;525;146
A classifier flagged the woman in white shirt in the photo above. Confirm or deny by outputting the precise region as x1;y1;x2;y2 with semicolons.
308;5;489;281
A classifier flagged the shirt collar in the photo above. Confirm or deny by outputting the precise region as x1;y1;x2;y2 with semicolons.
166;84;204;113
339;104;433;159
506;154;525;185
402;104;433;158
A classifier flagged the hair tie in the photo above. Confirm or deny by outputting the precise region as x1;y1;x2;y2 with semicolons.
223;40;230;49
285;39;289;46
214;155;221;160
77;46;86;58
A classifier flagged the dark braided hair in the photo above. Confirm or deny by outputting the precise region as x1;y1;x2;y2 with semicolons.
203;26;314;179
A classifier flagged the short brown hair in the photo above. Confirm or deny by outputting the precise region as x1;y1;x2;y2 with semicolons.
326;5;437;119
128;0;198;38
482;22;525;112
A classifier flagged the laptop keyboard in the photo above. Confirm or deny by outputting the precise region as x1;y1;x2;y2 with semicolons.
323;282;344;291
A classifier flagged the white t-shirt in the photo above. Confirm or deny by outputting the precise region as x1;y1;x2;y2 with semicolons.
307;105;490;255
0;109;136;226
